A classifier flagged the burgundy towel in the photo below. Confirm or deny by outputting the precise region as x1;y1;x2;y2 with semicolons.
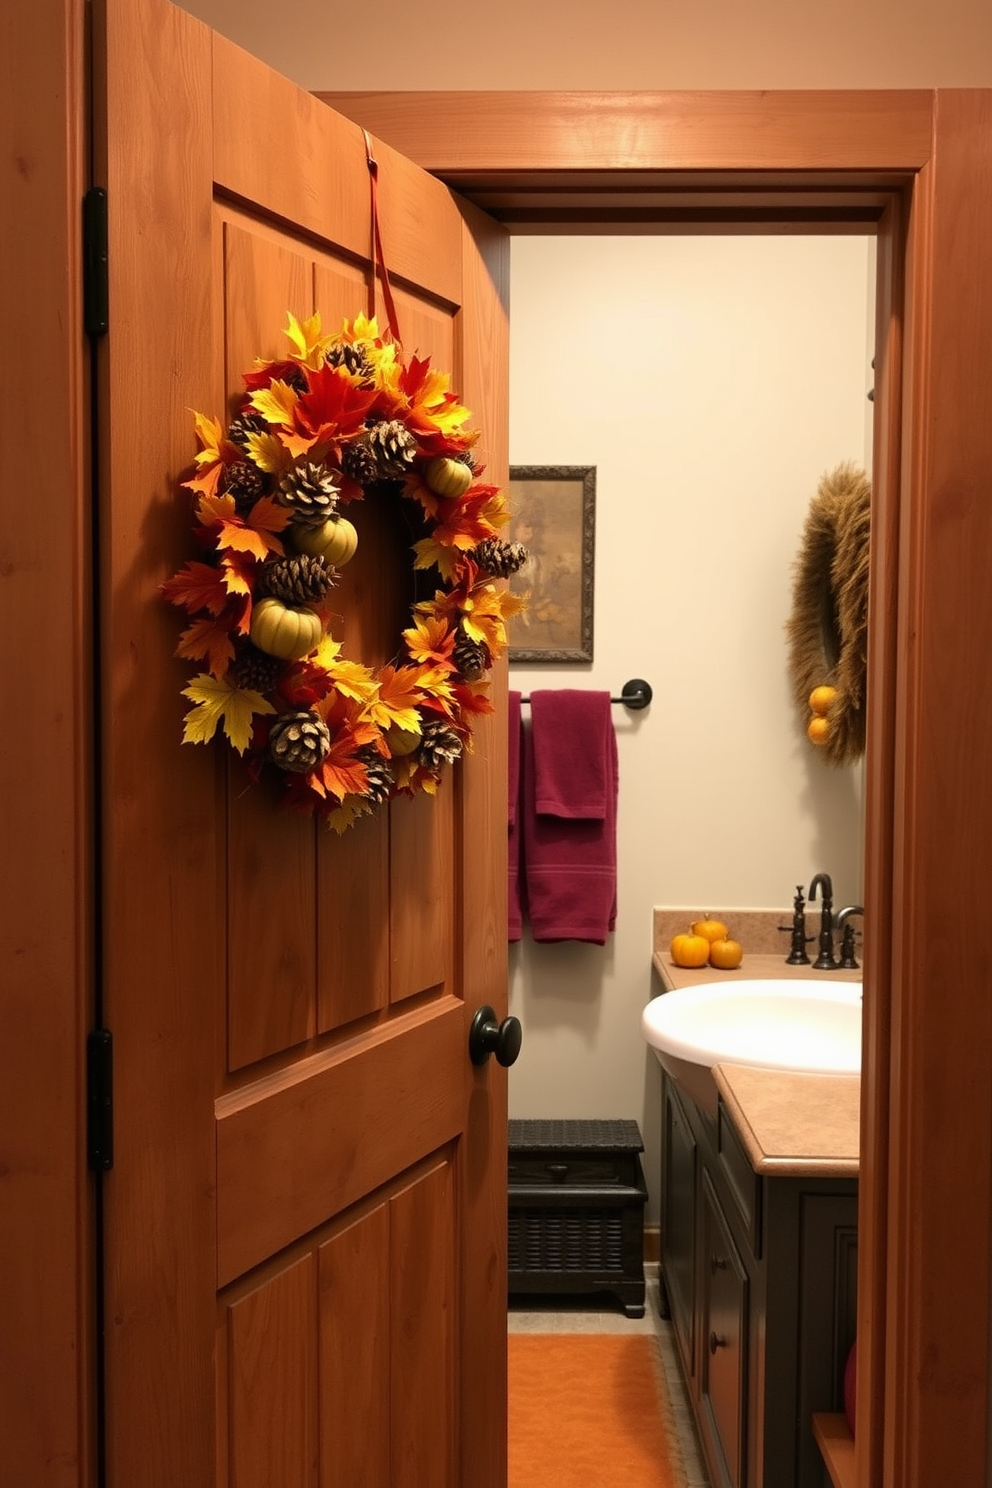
531;690;612;819
508;691;523;941
522;691;618;944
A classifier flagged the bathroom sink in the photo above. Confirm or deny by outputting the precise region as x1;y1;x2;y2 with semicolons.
641;978;862;1113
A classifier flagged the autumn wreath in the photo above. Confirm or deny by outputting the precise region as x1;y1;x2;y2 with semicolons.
785;463;871;766
163;312;527;831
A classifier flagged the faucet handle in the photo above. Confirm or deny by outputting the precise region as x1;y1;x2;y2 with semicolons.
836;905;864;970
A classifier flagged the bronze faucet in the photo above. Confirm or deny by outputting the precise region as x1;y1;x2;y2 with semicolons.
808;873;837;969
835;905;864;969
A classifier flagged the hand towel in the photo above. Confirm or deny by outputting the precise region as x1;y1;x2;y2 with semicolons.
522;690;618;944
530;690;613;819
508;690;523;941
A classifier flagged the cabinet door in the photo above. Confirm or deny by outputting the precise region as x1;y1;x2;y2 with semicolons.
701;1169;749;1488
662;1075;697;1376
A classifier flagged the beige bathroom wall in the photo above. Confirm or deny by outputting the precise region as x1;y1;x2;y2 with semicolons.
506;234;872;1214
175;0;991;89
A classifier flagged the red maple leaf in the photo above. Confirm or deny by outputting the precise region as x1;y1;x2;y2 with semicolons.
161;561;229;616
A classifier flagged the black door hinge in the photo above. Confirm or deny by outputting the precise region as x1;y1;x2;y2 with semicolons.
83;187;109;339
87;1028;114;1172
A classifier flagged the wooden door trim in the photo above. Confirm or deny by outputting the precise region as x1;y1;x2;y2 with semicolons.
317;88;992;1487
0;2;96;1486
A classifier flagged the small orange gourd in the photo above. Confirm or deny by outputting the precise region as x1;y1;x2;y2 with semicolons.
670;932;711;969
690;916;729;945
709;936;744;970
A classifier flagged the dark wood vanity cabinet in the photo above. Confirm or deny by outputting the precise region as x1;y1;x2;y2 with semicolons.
659;1070;858;1488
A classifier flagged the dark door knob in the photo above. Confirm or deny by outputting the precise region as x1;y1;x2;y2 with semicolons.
469;1005;522;1067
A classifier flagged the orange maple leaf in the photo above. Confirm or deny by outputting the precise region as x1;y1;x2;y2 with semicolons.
161;561;229;616
176;614;237;678
401;613;457;665
369;664;426;733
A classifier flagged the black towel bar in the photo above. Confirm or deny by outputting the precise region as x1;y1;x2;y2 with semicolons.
518;678;652;711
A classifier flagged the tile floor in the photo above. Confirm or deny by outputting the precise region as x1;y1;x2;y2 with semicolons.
508;1264;712;1487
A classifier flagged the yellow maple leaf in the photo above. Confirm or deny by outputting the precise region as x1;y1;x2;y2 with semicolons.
244;430;292;476
325;794;374;834
181;673;274;754
325;658;379;704
249;379;299;429
196;491;238;527
369;664;424;733
192;410;225;465
313;634;343;669
461;584;526;654
283;310;332;370
413;537;460;581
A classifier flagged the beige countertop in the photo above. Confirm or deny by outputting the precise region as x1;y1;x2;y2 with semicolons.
651;906;862;1177
713;1063;860;1177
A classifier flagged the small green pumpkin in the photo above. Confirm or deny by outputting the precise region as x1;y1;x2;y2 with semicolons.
293;515;359;566
249;596;323;660
423;456;472;500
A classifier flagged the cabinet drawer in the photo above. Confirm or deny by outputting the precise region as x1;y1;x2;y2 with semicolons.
717;1098;763;1257
508;1154;633;1187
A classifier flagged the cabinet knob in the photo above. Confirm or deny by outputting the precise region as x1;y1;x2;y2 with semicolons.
710;1254;727;1273
709;1330;727;1353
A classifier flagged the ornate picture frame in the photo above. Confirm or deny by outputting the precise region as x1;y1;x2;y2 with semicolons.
507;465;596;663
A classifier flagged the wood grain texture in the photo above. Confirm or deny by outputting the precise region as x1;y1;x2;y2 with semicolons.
389;789;454;1003
881;90;992;1488
390;1161;456;1488
96;3;219;1485
215;1000;464;1285
319;1205;390;1488
856;189;905;1488
214;38;462;309
226;1256;318;1488
0;3;94;1486
317;90;934;175
454;194;511;1488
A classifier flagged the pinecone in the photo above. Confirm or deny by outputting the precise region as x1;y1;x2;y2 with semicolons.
230;642;283;695
325;342;375;385
223;459;267;512
418;719;463;772
340;435;381;488
367;419;418;479
453;628;491;681
471;538;529;578
227;408;267;449
258;553;338;605
276;461;340;529
356;745;395;806
268;710;331;774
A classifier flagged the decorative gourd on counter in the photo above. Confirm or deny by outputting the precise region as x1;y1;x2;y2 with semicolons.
690;915;729;945
708;935;744;970
670;932;711;968
249;597;323;659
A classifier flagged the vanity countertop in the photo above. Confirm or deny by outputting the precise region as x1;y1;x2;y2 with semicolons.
712;1063;860;1177
651;907;862;1177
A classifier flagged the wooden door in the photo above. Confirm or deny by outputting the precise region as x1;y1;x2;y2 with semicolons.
92;3;510;1485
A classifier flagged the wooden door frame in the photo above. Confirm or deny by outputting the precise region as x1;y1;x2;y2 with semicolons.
5;36;992;1486
318;89;992;1487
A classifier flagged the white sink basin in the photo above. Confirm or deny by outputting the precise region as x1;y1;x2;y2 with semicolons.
641;978;862;1113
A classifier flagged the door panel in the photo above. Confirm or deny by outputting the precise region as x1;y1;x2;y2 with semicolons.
94;3;509;1483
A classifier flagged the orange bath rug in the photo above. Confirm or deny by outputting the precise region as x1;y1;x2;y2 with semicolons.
508;1333;682;1488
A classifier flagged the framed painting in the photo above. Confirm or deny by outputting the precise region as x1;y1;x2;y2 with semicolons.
507;465;596;663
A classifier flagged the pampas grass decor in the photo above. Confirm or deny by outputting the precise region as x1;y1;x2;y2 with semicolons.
786;463;871;766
